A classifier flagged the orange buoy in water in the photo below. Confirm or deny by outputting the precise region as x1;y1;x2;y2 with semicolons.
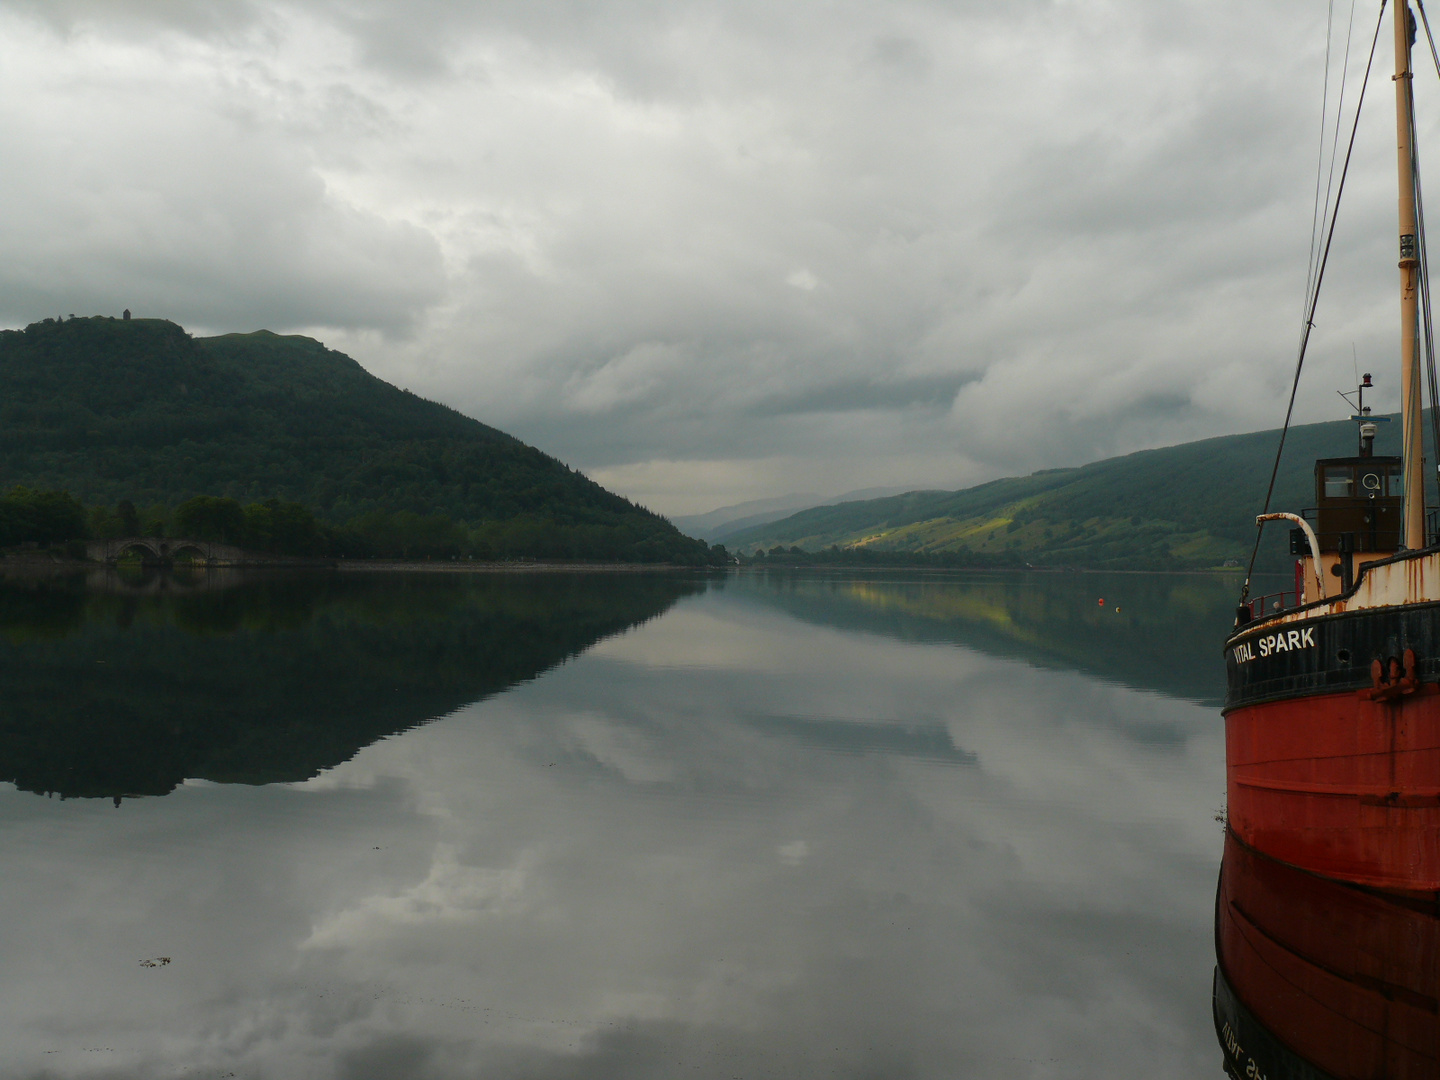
1097;598;1104;606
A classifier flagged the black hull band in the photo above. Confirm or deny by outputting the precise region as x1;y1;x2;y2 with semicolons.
1223;601;1440;712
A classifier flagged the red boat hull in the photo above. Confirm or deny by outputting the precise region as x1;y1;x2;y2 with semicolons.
1226;688;1440;894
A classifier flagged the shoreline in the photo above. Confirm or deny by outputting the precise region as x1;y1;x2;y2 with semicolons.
336;560;709;574
0;552;1271;578
733;563;1255;577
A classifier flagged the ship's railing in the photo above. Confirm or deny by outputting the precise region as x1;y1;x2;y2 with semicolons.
1245;556;1309;620
1246;590;1302;620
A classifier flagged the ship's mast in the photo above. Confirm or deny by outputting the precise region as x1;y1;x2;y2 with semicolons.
1395;2;1426;548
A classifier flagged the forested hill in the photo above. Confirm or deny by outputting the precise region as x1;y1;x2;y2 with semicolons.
0;315;715;563
725;415;1427;571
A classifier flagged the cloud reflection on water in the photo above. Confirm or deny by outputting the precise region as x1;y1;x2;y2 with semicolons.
0;572;1226;1078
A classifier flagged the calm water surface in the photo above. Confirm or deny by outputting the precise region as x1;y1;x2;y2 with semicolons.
0;568;1240;1079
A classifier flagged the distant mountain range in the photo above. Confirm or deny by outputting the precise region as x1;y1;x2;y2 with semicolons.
0;316;717;563
671;487;907;543
9;315;1421;573
724;415;1424;571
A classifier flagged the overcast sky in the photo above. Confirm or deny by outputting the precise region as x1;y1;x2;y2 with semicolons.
2;0;1431;515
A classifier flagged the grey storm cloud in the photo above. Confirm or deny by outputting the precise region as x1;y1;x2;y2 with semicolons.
749;373;978;416
0;0;1421;513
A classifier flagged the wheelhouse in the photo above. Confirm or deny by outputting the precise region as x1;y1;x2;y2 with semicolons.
1310;455;1404;554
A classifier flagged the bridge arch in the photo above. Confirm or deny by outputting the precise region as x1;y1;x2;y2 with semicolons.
113;539;167;564
87;536;254;566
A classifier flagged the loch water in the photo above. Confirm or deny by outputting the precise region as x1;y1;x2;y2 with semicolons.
0;567;1241;1079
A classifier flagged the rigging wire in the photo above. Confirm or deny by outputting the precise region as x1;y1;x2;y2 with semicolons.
1305;0;1338;308
1408;71;1440;527
1241;0;1388;607
1413;0;1440;528
1307;0;1361;310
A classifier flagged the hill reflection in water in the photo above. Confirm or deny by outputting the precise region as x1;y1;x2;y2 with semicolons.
0;569;702;802
0;567;1230;1077
730;568;1250;705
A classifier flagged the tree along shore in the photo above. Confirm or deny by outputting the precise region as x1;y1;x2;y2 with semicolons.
0;486;731;567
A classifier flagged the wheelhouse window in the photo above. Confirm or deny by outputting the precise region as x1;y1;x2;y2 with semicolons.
1323;465;1354;498
1387;462;1405;495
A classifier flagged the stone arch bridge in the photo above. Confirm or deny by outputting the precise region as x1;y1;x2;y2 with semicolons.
87;537;251;566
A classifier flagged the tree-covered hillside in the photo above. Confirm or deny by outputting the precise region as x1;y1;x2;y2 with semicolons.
726;415;1425;571
0;316;720;563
